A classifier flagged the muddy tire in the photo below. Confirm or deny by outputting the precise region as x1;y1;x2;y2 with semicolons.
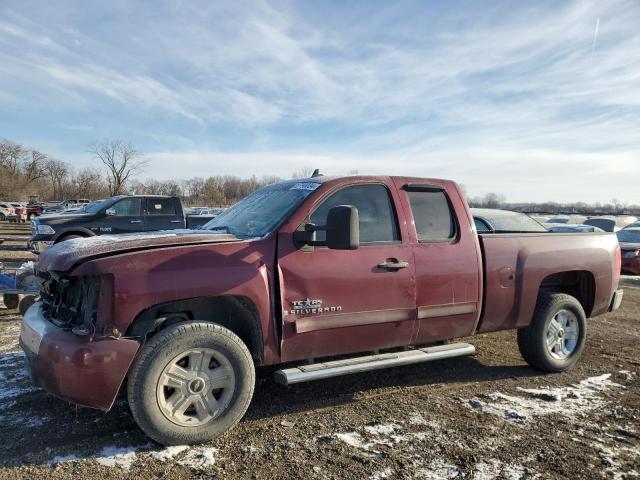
127;321;255;445
3;294;19;310
517;293;586;372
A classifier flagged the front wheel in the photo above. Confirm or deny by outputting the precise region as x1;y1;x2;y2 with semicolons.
517;293;586;372
127;321;255;445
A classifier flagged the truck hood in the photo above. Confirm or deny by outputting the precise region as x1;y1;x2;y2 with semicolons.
37;230;242;272
37;213;94;223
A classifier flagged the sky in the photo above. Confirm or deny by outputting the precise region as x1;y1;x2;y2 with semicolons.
1;0;639;204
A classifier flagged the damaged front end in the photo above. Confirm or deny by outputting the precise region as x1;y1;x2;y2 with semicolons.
37;271;102;337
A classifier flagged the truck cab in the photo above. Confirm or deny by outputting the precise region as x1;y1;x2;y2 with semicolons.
29;195;185;252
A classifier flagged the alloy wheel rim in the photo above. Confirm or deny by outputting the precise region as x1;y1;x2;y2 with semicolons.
546;309;579;360
156;348;235;427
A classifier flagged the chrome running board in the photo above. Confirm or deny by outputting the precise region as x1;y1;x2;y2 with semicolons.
274;342;475;386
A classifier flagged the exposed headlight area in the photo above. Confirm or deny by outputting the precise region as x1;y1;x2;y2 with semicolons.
38;272;101;336
36;224;55;235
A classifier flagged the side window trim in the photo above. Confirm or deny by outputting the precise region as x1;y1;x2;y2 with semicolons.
403;184;459;244
306;182;402;246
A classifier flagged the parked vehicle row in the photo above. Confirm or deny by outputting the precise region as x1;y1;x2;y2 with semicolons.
20;175;623;445
617;228;640;275
28;195;224;253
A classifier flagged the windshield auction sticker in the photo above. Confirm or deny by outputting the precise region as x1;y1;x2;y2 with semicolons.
291;182;320;191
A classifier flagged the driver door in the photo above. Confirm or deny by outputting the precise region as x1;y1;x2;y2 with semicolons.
277;182;416;362
104;198;144;234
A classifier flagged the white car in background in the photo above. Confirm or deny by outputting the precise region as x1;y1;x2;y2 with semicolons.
0;203;15;221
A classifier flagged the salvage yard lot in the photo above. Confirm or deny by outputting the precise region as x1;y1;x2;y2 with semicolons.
0;223;638;479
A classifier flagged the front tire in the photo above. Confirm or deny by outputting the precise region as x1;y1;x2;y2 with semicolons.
517;293;586;372
127;321;255;445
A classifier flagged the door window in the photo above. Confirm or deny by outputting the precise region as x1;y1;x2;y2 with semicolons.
147;198;176;215
111;198;141;216
407;190;456;242
310;184;399;244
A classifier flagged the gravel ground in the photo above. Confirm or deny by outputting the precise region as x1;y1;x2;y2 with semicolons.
0;223;638;480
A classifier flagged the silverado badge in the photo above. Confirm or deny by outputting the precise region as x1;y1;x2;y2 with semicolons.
284;298;343;316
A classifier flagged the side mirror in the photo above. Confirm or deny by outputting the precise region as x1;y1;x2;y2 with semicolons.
326;205;359;250
105;208;116;216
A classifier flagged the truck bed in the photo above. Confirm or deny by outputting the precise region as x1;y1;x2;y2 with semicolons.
477;232;620;333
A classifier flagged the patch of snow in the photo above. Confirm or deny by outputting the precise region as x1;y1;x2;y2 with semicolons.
473;460;525;480
369;467;393;479
618;370;636;381
467;374;623;423
50;454;82;464
177;447;218;469
148;445;190;461
415;459;463;479
95;446;142;471
335;432;370;449
364;423;401;435
408;412;428;425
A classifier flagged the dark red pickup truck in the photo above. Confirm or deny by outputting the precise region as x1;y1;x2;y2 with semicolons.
20;175;623;445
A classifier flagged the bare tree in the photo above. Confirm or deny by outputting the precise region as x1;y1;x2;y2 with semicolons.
44;159;70;200
0;139;24;175
90;140;148;195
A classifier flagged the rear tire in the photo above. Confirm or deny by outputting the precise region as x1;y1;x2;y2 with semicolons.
517;293;586;372
3;294;19;310
127;321;255;445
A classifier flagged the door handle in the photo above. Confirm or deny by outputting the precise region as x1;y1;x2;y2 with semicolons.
170;220;181;223
130;219;142;224
377;260;409;270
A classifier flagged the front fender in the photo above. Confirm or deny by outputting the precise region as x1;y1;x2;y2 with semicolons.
72;237;279;363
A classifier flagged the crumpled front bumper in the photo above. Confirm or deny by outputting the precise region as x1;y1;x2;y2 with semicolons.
27;236;53;254
19;303;140;411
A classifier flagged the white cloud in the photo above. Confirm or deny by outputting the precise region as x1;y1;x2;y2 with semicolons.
0;0;638;203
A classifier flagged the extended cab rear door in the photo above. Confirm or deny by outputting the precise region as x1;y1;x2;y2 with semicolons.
393;180;482;344
277;180;416;362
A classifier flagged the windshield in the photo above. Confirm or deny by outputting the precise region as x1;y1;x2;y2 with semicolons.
485;212;548;232
84;199;109;214
617;230;640;243
201;181;320;238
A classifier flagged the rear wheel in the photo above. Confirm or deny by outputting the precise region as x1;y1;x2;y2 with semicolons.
517;293;586;372
2;294;19;310
0;213;5;221
2;294;20;310
127;321;255;445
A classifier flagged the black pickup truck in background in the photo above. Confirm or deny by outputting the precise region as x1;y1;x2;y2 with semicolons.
29;195;215;253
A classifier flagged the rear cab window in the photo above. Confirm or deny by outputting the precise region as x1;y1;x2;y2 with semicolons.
405;186;456;242
310;183;400;244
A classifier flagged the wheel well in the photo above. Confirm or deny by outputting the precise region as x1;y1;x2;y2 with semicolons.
55;231;88;243
126;295;264;365
539;270;595;316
